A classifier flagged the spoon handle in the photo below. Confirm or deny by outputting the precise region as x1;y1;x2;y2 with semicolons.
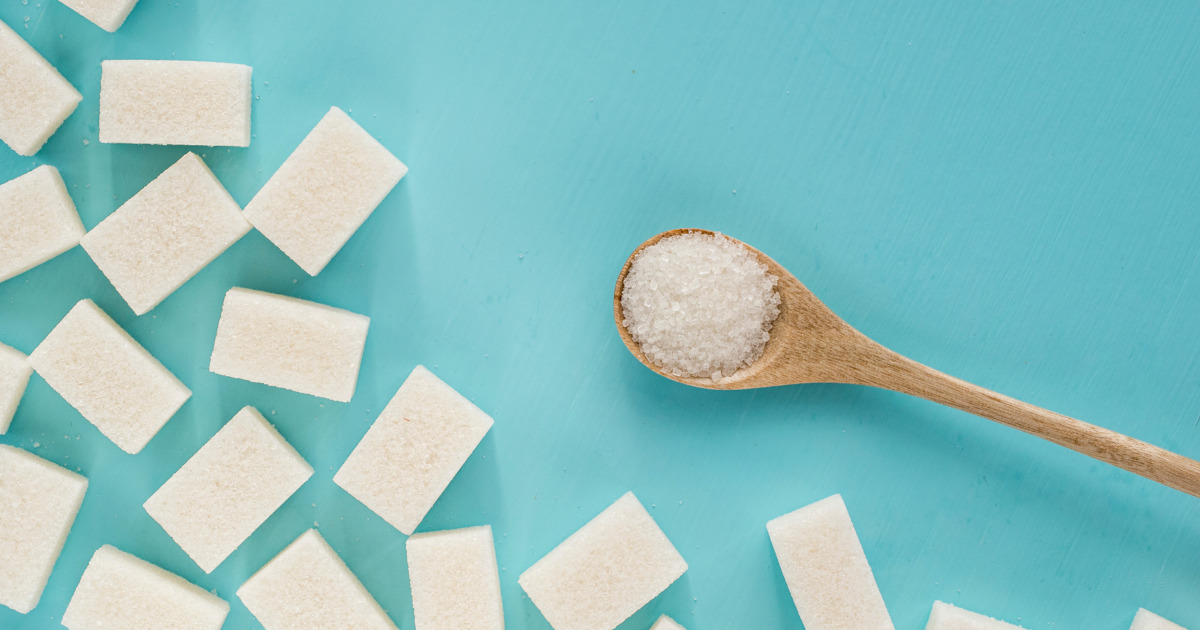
863;350;1200;498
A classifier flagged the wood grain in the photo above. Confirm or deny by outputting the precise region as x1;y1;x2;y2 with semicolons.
615;229;1200;498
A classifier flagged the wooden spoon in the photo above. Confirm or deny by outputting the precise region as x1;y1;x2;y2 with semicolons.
614;228;1200;498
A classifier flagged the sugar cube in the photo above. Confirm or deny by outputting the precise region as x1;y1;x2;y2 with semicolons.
61;545;229;630
766;494;893;630
0;445;88;614
518;492;688;630
651;615;687;630
407;525;504;630
81;152;250;315
1131;608;1188;630
58;0;141;32
0;165;85;284
0;342;31;433
209;288;369;402
28;299;191;454
237;529;397;630
243;106;407;275
333;365;492;534
99;60;252;146
0;20;81;156
926;601;1026;630
144;406;313;573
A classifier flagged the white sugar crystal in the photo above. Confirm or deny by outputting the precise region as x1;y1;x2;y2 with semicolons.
99;60;252;146
767;494;893;630
0;342;31;433
209;288;369;402
237;529;397;630
144;406;313;573
0;446;87;614
61;545;229;630
518;492;688;630
28;299;191;454
0;20;81;156
926;601;1026;630
650;615;687;630
57;0;140;32
0;165;85;284
1131;608;1189;630
81;152;250;315
243;106;407;275
620;231;780;380
333;365;493;535
407;525;504;630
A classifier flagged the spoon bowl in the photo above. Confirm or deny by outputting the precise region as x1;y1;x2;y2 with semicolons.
615;229;1200;498
614;228;887;390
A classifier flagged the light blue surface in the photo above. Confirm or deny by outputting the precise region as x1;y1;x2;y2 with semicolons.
2;1;1199;628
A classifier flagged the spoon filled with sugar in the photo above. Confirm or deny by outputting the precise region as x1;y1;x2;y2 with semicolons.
614;228;1200;498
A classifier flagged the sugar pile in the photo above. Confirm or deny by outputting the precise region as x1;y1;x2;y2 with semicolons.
621;232;781;381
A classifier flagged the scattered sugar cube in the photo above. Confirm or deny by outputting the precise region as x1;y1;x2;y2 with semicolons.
518;492;688;630
0;20;81;156
333;365;492;534
81;152;250;315
926;601;1026;630
243;106;407;275
407;525;503;630
28;299;191;454
766;495;893;630
144;406;313;573
237;529;397;630
0;165;85;284
61;545;229;630
651;615;687;630
1131;608;1188;630
0;342;32;433
57;0;141;32
209;288;369;402
0;445;88;614
99;60;252;146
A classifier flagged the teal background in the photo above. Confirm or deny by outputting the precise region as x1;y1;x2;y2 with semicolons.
2;1;1198;628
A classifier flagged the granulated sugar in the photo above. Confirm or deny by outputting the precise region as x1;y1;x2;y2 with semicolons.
621;232;781;381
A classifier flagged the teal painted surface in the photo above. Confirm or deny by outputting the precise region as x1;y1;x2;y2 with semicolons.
2;1;1198;628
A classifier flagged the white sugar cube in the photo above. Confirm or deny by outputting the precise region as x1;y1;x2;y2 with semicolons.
926;601;1026;630
100;60;252;146
144;406;313;573
0;445;88;614
0;20;81;156
81;152;250;315
407;525;504;630
61;545;229;630
237;529;397;630
58;0;141;32
209;288;369;402
1131;608;1188;630
333;365;492;535
0;342;32;433
518;492;688;630
244;106;407;275
767;495;893;630
29;299;191;454
651;615;687;630
0;165;85;284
